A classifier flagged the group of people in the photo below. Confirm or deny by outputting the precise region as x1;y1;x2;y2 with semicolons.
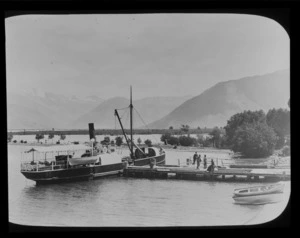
192;152;215;172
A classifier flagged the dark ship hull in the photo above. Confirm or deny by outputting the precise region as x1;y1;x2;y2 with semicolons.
133;153;165;166
21;162;125;185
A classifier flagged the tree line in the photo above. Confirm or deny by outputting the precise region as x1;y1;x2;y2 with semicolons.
7;104;290;159
159;107;290;158
8;127;215;136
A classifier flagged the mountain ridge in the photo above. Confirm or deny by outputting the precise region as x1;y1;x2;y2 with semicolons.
71;95;193;129
147;69;290;129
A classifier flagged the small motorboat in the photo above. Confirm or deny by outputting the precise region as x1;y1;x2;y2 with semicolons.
233;183;285;205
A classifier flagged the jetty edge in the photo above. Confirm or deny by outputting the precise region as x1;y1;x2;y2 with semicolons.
123;165;290;182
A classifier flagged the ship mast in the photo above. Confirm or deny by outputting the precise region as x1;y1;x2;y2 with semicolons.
114;109;132;157
114;86;137;159
130;86;134;158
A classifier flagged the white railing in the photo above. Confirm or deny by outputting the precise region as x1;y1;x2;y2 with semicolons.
20;161;65;172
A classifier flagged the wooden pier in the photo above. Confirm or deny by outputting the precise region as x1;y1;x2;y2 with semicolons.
123;165;290;183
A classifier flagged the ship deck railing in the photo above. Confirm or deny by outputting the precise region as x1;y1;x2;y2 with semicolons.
20;160;93;172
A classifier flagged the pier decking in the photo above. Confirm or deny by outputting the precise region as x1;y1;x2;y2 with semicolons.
123;165;290;182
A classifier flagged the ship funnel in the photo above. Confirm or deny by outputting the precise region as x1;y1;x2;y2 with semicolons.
88;123;96;140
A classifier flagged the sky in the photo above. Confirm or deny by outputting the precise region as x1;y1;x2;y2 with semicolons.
5;14;290;100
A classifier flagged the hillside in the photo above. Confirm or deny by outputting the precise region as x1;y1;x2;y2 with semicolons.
7;90;103;129
148;69;290;129
72;95;192;129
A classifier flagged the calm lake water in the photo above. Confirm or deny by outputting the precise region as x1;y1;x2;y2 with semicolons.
8;135;291;227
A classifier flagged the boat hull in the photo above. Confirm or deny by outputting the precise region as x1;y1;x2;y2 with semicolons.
233;193;284;205
133;153;166;166
21;162;125;185
233;184;285;197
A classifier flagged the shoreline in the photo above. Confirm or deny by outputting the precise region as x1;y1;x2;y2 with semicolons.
7;142;289;160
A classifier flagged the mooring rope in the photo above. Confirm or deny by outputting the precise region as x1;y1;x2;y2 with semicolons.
133;107;159;145
116;106;130;111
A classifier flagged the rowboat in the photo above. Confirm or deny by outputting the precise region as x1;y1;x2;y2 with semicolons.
232;183;285;205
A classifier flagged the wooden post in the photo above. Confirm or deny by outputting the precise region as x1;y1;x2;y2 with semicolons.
52;161;54;171
20;152;23;171
67;151;69;169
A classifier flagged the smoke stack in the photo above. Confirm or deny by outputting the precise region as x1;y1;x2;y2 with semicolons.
88;123;96;140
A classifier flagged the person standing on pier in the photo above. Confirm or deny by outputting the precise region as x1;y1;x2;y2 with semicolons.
196;154;202;169
150;157;156;169
207;159;215;173
193;152;198;165
203;155;207;169
211;159;215;173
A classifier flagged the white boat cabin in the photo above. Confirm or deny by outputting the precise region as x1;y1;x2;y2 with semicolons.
20;144;103;172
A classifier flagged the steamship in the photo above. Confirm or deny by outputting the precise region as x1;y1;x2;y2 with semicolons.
20;87;165;185
20;124;125;185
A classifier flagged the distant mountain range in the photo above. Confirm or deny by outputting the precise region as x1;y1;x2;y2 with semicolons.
7;90;104;129
147;69;290;129
7;69;289;130
71;95;192;129
7;89;192;130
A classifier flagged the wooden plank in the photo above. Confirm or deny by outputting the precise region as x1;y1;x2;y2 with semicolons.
124;165;290;181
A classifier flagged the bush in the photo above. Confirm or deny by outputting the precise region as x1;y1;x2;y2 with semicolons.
178;136;197;146
209;127;222;148
13;140;17;143
285;136;290;146
231;122;277;158
101;136;110;145
160;133;172;145
115;136;123;146
275;136;285;149
7;134;13;142
35;133;44;142
197;134;213;147
161;133;180;145
144;139;152;147
225;110;266;145
282;146;290;156
266;108;290;139
48;133;54;140
168;136;179;146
